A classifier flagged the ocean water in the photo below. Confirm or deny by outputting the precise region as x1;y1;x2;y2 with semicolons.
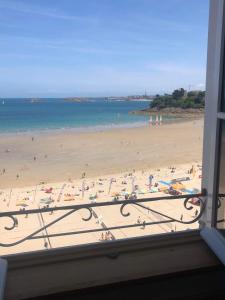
0;98;151;134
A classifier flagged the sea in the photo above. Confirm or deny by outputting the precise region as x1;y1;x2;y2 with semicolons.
0;98;152;134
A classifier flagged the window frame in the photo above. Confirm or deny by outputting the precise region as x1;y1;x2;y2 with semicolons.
0;0;216;263
200;0;225;264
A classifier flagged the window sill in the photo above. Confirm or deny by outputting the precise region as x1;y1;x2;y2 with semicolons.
4;230;220;300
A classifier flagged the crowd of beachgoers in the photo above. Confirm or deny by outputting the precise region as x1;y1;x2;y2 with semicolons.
0;162;202;254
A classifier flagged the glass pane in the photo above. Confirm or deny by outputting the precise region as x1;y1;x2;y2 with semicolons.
0;1;208;255
217;120;225;233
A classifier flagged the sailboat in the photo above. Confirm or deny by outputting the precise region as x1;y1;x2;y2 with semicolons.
2;100;4;105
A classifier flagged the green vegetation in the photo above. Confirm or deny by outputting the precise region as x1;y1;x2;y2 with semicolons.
151;88;205;110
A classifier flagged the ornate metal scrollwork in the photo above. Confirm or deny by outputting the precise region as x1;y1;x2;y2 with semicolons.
0;193;205;248
216;194;225;224
0;207;93;247
120;195;205;225
4;215;18;230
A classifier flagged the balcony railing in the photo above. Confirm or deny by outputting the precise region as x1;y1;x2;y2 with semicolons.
0;192;205;249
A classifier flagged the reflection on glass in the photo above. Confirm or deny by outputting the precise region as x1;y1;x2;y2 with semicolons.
217;121;225;232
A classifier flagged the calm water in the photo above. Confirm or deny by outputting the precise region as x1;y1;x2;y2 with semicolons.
0;98;151;133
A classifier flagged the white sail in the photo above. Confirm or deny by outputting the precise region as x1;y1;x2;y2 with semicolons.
160;115;162;124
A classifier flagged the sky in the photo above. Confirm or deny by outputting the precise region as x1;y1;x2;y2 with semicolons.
0;0;209;97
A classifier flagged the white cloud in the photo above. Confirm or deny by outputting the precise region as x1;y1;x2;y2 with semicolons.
147;62;205;76
0;0;94;22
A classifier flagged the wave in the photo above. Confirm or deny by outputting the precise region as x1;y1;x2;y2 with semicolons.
0;121;149;136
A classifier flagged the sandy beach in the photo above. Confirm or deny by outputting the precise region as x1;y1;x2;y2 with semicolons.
0;119;203;188
0;119;204;255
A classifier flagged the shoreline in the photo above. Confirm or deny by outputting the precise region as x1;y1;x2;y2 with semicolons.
0;120;149;137
0;114;202;137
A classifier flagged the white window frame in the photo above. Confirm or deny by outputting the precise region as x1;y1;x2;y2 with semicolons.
200;0;225;264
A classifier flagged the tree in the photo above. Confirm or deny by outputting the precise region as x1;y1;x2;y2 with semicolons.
172;88;186;99
150;89;205;110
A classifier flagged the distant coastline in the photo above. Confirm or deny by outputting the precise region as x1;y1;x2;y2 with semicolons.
130;107;204;117
64;95;154;102
129;88;205;118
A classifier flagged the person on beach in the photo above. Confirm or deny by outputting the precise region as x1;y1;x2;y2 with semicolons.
2;168;5;175
13;217;18;227
142;221;146;229
148;174;154;190
16;174;19;179
137;216;141;224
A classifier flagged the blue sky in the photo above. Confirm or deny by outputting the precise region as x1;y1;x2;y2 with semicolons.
0;0;209;97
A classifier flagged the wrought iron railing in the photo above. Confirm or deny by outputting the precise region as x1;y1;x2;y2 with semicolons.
0;192;206;248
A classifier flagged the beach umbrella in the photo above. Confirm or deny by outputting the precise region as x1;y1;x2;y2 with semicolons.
150;187;158;193
64;196;75;201
16;200;28;207
171;182;185;190
89;194;97;200
121;191;129;196
112;192;120;197
40;197;53;205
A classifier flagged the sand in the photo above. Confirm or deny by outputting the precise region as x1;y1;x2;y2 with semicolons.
0;119;204;255
0;119;203;188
